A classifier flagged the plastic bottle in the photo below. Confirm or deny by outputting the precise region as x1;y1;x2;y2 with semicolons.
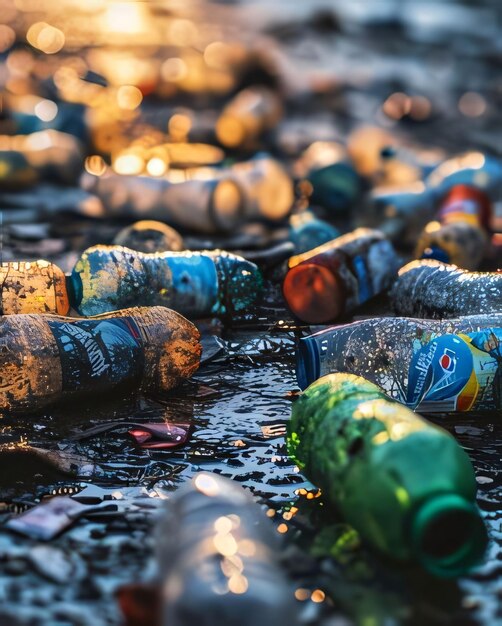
70;245;263;318
416;184;492;269
283;228;400;324
363;183;435;246
0;130;82;187
297;141;361;214
426;151;502;200
289;210;340;254
391;260;502;318
287;373;487;577
114;220;184;253
297;314;502;414
156;472;299;626
81;168;245;234
216;86;283;149
0;306;201;414
227;155;294;222
0;260;69;315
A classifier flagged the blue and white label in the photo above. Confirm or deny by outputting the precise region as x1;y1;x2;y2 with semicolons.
407;329;501;413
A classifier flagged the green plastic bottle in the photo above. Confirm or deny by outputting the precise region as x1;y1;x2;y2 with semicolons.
287;372;487;578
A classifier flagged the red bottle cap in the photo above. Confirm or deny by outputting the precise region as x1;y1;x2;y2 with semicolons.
283;263;344;323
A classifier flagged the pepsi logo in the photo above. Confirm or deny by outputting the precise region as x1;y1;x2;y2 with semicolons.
439;349;456;373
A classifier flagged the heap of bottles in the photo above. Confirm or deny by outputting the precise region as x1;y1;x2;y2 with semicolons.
2;24;502;623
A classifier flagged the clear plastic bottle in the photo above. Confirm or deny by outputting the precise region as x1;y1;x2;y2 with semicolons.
156;472;299;626
297;314;502;414
391;260;502;318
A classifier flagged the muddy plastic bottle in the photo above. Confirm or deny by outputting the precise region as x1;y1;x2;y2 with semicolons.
297;314;502;414
283;228;400;324
156;472;299;626
289;210;340;254
81;168;245;234
287;373;487;577
391;260;502;318
416;184;491;269
70;245;263;318
113;220;184;253
0;306;201;414
0;260;70;315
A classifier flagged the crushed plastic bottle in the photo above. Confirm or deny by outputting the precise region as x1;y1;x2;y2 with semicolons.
391;260;502;318
287;372;488;577
283;228;400;323
156;472;299;626
0;306;201;414
297;314;502;414
70;246;263;318
0;260;69;315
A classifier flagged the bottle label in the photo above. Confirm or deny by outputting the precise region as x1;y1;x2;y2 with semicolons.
48;317;144;392
407;329;501;412
168;254;219;316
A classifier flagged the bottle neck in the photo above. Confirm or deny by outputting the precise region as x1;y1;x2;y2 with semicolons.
410;493;487;578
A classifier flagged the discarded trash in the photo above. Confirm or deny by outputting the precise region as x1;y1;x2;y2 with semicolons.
283;228;400;323
127;422;191;449
364;183;435;245
0;306;201;414
287;373;488;577
114;221;185;253
297;314;502;413
289;211;340;254
391;260;502;318
297;141;361;213
426;152;502;199
70;246;263;318
156;472;299;625
0;130;83;187
0;260;69;315
81;168;245;234
227;155;295;222
416;184;492;269
6;496;117;541
216;86;283;148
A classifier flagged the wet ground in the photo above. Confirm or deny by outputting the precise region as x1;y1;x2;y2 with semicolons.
0;1;501;625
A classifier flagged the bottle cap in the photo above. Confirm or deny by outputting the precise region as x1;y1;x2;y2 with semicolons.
283;263;344;323
439;184;492;229
420;245;451;264
411;493;487;578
